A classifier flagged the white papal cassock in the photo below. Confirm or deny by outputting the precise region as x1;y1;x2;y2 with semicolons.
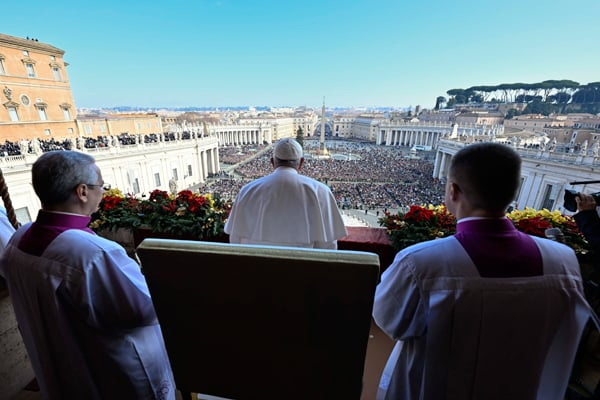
225;167;347;249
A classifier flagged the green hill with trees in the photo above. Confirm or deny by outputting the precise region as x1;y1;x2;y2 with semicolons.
435;80;600;117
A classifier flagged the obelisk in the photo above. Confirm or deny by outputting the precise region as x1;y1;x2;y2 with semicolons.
319;97;326;154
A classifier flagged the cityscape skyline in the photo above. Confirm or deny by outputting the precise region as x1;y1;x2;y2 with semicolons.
3;0;599;110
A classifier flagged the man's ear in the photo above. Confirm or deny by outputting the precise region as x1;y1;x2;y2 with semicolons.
75;183;89;203
448;182;461;202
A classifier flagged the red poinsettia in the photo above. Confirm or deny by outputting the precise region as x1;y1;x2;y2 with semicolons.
90;188;232;240
513;216;553;237
404;205;435;224
379;205;456;251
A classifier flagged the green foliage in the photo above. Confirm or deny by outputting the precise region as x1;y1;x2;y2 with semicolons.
523;101;558;116
434;96;446;110
443;79;598;113
505;108;520;119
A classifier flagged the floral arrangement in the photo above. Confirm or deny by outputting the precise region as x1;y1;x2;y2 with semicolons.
379;205;591;256
90;188;232;240
378;205;456;251
506;207;590;256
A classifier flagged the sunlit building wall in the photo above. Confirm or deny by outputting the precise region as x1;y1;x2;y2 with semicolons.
0;33;78;141
332;116;354;137
76;113;163;138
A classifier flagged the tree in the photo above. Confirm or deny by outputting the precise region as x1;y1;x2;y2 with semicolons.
505;108;520;119
573;82;600;104
470;94;484;103
295;127;304;148
446;89;468;105
523;101;556;116
434;96;446;110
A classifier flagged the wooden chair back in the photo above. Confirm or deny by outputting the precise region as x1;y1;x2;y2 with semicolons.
136;239;380;400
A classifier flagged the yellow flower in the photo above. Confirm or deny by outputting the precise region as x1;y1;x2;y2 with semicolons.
103;188;125;198
204;193;215;208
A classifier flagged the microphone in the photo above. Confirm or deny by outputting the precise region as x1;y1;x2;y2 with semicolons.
545;227;565;243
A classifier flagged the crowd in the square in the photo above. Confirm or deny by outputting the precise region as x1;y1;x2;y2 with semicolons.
1;135;444;210
204;139;445;210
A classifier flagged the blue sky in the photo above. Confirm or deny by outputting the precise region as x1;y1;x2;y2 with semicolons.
3;0;599;109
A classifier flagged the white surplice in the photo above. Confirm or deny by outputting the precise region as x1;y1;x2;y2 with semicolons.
0;226;176;400
373;235;591;400
225;167;347;249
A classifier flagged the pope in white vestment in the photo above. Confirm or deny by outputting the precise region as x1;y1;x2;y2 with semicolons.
225;138;347;249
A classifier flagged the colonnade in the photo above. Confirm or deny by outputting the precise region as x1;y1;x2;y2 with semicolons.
167;122;273;147
378;128;445;148
376;122;504;148
94;137;220;197
433;138;600;212
207;123;272;146
0;136;221;224
433;150;453;180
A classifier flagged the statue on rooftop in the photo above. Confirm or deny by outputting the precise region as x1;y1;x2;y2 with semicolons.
169;177;178;195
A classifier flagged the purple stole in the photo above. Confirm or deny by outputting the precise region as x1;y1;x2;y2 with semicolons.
18;210;95;256
454;218;543;277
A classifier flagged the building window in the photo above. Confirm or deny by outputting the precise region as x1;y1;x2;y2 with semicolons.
85;125;92;134
22;50;29;56
25;63;36;78
37;106;48;121
0;58;5;74
68;128;74;134
154;173;161;186
132;178;140;194
99;125;106;133
187;165;192;177
172;169;178;180
60;103;72;120
50;55;55;61
7;106;19;121
44;129;51;136
541;184;556;210
52;67;61;81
